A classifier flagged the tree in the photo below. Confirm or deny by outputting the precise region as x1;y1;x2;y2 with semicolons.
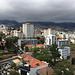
36;54;52;63
12;36;19;43
22;61;27;66
32;47;40;57
9;71;19;75
25;47;29;52
11;63;16;67
49;44;60;65
5;37;18;54
21;41;26;50
53;60;75;75
0;32;5;40
40;36;45;44
5;37;13;49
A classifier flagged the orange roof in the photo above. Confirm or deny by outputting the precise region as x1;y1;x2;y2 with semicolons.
15;30;23;33
37;44;46;46
22;53;47;68
38;67;54;75
57;36;62;39
25;45;36;47
23;23;34;25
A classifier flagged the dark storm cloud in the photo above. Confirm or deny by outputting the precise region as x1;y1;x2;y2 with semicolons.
0;0;75;22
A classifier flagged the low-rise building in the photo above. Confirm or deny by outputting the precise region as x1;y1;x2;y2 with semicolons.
13;30;23;38
20;53;53;75
18;39;38;47
34;32;41;37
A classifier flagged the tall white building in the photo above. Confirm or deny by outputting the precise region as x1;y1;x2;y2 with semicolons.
23;23;34;38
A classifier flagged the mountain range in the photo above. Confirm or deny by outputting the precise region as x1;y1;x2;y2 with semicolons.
0;20;75;31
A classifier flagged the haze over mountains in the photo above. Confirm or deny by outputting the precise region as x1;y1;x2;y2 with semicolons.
0;20;75;31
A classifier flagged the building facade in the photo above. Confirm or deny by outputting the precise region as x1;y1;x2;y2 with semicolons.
18;39;38;47
23;23;34;38
45;35;57;45
58;46;70;59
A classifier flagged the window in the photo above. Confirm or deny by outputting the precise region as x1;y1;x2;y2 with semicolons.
36;63;40;66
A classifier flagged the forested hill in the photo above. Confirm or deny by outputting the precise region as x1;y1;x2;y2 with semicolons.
0;20;75;31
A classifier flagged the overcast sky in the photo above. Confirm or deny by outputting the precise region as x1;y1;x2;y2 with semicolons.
0;0;75;22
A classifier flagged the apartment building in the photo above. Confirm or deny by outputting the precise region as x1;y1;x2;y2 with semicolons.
57;39;70;48
42;28;56;37
13;30;23;38
58;46;70;59
45;35;57;45
23;23;34;38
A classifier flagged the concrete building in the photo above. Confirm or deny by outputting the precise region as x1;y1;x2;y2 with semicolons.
20;53;53;75
0;24;8;32
18;39;38;47
42;28;56;37
58;46;70;59
57;39;70;48
13;30;23;38
34;32;41;37
45;35;57;45
23;23;34;38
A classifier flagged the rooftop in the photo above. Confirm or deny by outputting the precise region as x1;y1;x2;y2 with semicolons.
37;67;54;75
23;23;34;25
25;45;36;47
21;53;47;68
57;36;62;39
37;44;46;46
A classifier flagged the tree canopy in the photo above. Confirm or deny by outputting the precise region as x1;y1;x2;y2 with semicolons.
53;60;75;75
9;71;19;75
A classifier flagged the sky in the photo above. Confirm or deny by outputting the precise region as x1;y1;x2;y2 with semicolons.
0;0;75;22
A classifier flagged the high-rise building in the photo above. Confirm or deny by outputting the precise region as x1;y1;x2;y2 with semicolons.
23;23;34;38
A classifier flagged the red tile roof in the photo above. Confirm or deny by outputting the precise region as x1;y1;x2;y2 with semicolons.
21;53;47;68
23;23;34;25
25;45;36;47
37;44;46;46
38;67;54;75
57;36;62;39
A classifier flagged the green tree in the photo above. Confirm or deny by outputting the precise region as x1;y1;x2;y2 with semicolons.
11;63;16;67
22;61;27;66
40;36;45;44
9;71;19;75
49;44;60;65
36;54;52;63
25;46;29;52
21;41;26;50
53;60;75;75
12;36;19;43
5;37;13;49
0;32;5;41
